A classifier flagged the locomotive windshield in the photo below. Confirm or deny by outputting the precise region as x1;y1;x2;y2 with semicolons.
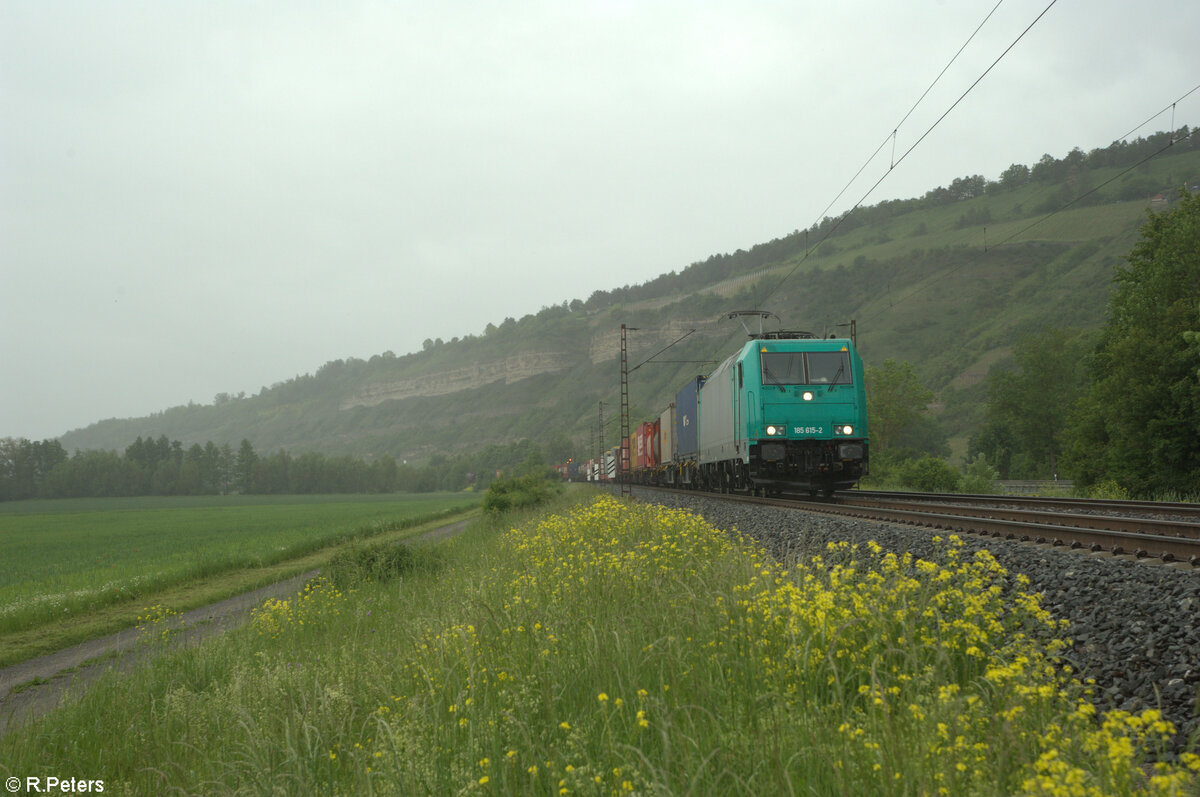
760;351;853;385
806;351;853;385
760;352;806;385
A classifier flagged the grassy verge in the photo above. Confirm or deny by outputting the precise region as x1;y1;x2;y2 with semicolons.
0;499;479;667
1;491;1196;794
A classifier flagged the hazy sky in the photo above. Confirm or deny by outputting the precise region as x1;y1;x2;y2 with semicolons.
3;1;1198;441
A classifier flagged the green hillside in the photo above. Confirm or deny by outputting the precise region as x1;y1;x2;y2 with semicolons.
59;133;1200;464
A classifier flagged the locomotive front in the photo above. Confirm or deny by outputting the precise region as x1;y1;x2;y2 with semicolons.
752;335;869;494
697;333;869;496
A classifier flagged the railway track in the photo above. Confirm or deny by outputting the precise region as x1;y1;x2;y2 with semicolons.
670;488;1200;566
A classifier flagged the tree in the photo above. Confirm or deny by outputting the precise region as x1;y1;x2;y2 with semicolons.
180;444;205;495
998;163;1030;191
518;447;550;478
1063;191;1200;493
545;433;574;466
0;437;67;500
1031;153;1064;183
949;174;986;201
372;455;398;492
257;450;291;494
218;443;235;494
898;455;961;492
1183;301;1200;378
972;328;1095;479
234;439;259;494
865;359;934;452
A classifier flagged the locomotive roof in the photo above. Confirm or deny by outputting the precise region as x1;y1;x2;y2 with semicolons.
704;335;857;380
747;330;819;340
742;336;856;350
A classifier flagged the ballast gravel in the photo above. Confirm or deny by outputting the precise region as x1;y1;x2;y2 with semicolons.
631;487;1200;754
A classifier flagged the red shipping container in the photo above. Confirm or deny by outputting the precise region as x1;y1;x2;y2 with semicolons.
635;421;656;469
648;419;660;467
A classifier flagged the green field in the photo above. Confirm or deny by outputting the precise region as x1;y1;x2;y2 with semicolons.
0;493;480;640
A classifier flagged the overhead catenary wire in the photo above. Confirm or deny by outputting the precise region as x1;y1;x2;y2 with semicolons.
631;328;698;372
1115;84;1200;143
995;122;1198;247
862;117;1199;321
810;0;1006;229
622;0;1050;382
884;0;1060;187
758;0;1060;312
612;0;1021;390
609;5;1189;421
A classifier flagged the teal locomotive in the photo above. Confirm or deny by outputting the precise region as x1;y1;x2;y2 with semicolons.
667;329;869;496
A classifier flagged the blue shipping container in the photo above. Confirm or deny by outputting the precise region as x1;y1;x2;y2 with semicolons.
674;376;705;460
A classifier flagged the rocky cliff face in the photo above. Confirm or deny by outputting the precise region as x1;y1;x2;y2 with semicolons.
587;319;720;364
339;351;572;409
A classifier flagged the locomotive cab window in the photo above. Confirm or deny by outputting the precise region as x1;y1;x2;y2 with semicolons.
806;351;852;385
760;352;805;385
761;350;853;386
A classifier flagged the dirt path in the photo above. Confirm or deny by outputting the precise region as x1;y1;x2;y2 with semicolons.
0;518;470;736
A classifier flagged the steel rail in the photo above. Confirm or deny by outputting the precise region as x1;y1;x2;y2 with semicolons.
837;495;1200;541
632;487;1200;566
791;498;1200;565
850;490;1200;521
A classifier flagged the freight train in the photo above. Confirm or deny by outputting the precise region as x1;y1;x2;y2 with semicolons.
581;328;869;497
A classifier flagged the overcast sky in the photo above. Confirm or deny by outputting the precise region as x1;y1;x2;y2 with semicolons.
3;1;1198;441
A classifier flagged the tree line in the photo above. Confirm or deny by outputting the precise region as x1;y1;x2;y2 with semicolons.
968;190;1200;495
676;127;1198;289
0;434;564;501
862;190;1200;497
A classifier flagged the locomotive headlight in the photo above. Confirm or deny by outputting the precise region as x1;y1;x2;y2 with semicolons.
802;391;814;401
840;425;854;435
766;425;780;436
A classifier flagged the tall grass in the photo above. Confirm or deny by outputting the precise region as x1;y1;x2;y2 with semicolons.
1;493;1195;794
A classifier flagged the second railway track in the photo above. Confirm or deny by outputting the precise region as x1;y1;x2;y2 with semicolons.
660;487;1200;566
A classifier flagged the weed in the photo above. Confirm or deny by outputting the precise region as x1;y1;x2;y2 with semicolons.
324;542;439;590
